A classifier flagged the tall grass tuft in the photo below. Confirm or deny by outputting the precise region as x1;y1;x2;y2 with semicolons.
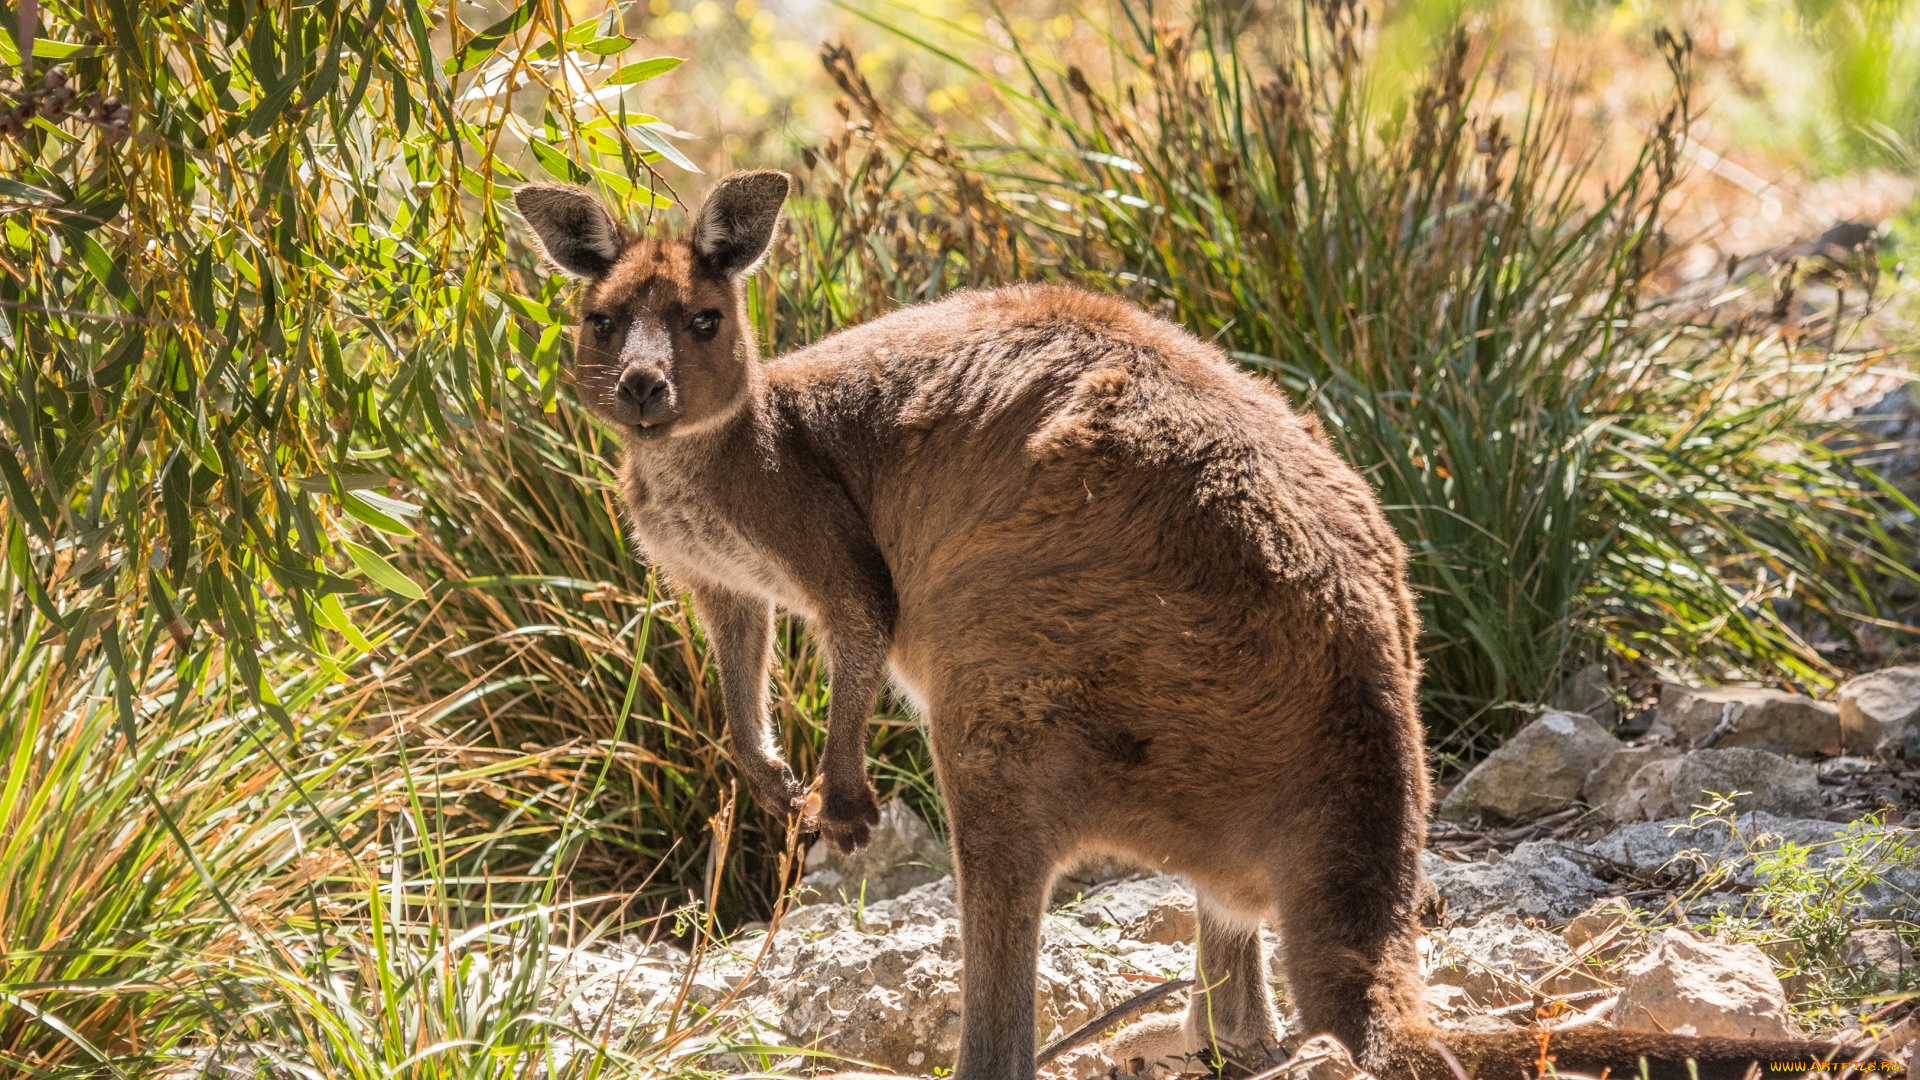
0;541;787;1075
784;2;1915;753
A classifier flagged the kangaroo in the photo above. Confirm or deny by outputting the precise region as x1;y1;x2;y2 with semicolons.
514;172;1888;1080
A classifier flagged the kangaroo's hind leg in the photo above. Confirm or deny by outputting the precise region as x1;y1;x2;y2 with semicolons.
1097;897;1283;1077
1185;899;1284;1069
1271;742;1428;1070
948;803;1055;1080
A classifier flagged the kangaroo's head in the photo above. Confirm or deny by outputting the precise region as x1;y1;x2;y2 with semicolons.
513;170;790;442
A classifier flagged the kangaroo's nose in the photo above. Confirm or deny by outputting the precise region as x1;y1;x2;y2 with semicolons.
617;369;667;410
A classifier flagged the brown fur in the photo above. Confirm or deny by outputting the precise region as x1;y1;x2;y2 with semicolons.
514;174;1892;1080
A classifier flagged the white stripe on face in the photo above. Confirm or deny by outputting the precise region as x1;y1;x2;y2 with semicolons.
619;315;672;372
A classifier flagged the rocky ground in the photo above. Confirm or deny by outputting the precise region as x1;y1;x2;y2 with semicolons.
543;665;1920;1077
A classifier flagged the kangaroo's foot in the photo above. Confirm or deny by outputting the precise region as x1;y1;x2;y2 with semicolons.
1096;1014;1205;1078
1059;1009;1287;1080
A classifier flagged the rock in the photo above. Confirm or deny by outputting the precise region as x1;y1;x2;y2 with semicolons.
717;878;1150;1070
1069;875;1206;983
1849;383;1920;479
1125;890;1198;947
1658;685;1841;757
1666;749;1822;818
550;938;721;1045
1840;666;1920;758
1420;842;1607;926
1610;757;1692;824
1554;663;1619;728
1440;712;1621;823
1840;929;1912;986
1758;938;1815;998
1580;812;1920;921
1584;744;1681;820
1611;748;1820;823
1585;812;1837;873
1878;1017;1920;1068
1270;1034;1372;1080
1070;875;1191;929
751;892;967;1066
1426;916;1604;1006
1425;982;1471;1015
801;797;952;902
1562;897;1634;954
1613;929;1801;1039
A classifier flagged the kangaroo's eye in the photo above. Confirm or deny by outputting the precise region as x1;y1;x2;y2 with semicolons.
586;313;616;340
689;309;721;341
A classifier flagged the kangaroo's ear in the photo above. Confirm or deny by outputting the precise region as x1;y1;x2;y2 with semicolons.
514;183;625;279
692;170;790;278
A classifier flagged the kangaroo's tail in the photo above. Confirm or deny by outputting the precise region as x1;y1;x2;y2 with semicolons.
1390;1025;1898;1080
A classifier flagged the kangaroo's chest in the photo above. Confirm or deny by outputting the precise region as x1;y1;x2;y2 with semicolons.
629;481;815;616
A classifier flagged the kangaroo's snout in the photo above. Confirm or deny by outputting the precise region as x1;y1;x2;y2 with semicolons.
615;367;677;431
618;368;668;410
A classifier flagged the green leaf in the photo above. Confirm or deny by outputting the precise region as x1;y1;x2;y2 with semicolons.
459;169;515;203
245;73;303;137
404;0;442;88
155;397;222;474
442;0;536;75
580;35;632;55
102;0;142;72
351;489;421;520
313;591;374;652
0;177;58;203
528;139;591;184
0;442;49;542
500;292;563;325
605;57;681;85
71;229;134;305
338;489;416;536
341;539;425;600
627;122;700;173
64;194;124;231
91;327;146;386
33;39;98;60
592;164;632;198
297;472;388;493
8;526;67;628
631;182;676;208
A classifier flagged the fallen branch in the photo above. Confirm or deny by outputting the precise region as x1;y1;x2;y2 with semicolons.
1035;978;1194;1066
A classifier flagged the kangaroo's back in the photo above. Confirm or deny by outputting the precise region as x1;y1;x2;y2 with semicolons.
768;283;1411;618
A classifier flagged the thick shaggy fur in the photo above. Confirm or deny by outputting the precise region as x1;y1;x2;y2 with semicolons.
515;174;1888;1080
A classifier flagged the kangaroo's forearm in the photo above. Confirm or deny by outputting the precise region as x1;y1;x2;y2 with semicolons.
821;615;890;791
771;475;899;803
691;586;798;818
803;536;897;851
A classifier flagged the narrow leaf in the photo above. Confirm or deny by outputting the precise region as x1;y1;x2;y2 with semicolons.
338;489;416;536
627;121;699;173
605;57;682;85
342;540;425;600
